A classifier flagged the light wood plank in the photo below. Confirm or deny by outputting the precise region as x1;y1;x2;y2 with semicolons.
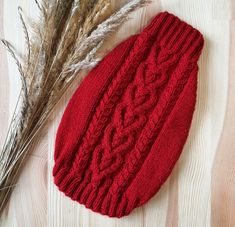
160;0;230;227
0;0;9;145
211;13;235;227
0;0;10;223
1;1;47;226
1;0;235;226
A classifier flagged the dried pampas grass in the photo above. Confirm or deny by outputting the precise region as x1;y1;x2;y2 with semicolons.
0;0;147;216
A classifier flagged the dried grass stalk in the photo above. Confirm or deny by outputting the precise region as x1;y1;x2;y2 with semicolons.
0;0;147;216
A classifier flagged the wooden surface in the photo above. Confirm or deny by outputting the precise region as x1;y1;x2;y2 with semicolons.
0;0;235;226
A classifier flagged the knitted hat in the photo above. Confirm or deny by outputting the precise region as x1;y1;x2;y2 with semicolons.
53;12;204;217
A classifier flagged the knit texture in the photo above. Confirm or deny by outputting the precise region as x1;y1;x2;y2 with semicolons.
53;12;204;217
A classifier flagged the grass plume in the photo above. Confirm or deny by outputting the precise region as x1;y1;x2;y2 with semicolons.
0;0;147;216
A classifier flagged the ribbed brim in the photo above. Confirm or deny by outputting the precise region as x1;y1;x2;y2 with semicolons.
54;168;135;217
142;12;204;61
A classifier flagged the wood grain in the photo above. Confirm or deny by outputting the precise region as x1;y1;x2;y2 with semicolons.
0;0;10;223
1;0;235;226
0;0;9;145
1;1;47;226
211;5;235;226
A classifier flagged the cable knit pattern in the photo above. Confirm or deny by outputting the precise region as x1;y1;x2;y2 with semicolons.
53;12;204;218
91;44;180;187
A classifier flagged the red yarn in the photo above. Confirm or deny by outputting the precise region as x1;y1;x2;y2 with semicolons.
53;12;204;217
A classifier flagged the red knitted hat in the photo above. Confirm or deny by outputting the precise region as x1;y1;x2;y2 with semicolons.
53;12;204;217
